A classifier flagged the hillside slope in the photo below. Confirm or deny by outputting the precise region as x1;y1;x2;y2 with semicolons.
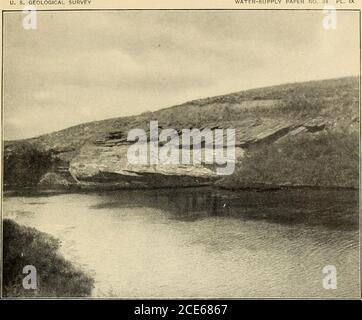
4;76;359;189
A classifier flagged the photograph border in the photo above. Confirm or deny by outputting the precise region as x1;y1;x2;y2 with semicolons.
0;7;361;300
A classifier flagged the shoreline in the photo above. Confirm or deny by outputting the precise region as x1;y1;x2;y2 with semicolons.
2;219;94;297
3;184;358;198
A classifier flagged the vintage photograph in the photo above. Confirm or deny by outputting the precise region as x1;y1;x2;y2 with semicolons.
1;8;360;298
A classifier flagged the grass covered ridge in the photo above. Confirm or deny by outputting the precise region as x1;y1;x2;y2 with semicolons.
3;219;94;297
220;129;359;189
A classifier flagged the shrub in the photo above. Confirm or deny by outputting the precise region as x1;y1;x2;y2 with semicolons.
4;142;53;187
3;219;94;297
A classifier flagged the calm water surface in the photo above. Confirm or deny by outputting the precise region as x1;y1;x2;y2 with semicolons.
3;187;360;297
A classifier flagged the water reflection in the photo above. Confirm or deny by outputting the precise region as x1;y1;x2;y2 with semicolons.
3;188;360;297
91;187;358;230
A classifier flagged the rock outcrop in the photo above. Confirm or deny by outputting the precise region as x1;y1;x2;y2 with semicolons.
67;118;328;188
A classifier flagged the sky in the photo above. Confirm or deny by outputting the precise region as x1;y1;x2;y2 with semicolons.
3;10;360;140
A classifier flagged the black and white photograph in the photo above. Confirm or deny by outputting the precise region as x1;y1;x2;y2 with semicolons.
1;1;361;301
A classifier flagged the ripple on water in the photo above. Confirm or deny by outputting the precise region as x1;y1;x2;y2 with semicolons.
3;188;360;298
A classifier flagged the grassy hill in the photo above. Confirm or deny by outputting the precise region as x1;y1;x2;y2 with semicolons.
4;76;359;189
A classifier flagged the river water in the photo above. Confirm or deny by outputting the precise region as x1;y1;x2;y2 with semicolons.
3;187;360;298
